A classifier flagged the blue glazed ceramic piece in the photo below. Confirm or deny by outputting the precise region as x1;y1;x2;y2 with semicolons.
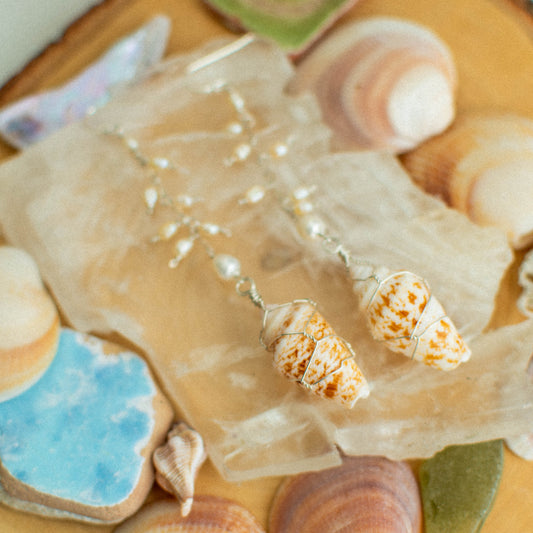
0;327;173;523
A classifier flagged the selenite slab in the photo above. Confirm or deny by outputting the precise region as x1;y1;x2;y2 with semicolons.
0;37;531;482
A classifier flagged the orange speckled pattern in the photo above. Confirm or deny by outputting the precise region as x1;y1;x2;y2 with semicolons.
365;271;470;370
262;301;369;408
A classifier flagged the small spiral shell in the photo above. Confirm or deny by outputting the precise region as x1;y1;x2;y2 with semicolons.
289;17;457;153
153;423;207;517
269;455;422;533
261;300;369;408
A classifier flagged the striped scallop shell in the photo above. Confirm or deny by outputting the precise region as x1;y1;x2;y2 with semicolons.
261;300;369;408
114;495;265;532
0;246;60;402
402;112;533;249
269;455;422;533
288;17;457;153
355;268;470;370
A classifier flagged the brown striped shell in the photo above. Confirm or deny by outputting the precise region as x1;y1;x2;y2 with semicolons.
269;455;422;533
402;112;533;249
114;495;265;532
355;268;471;370
261;300;369;408
289;17;457;153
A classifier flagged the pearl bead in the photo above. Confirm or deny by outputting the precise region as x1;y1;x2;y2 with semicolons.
227;121;243;135
157;222;179;240
144;187;158;211
175;238;194;257
240;185;266;205
233;143;252;162
152;157;170;169
214;254;241;280
270;142;288;158
297;214;326;240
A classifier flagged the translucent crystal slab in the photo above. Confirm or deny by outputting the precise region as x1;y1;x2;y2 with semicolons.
0;38;530;481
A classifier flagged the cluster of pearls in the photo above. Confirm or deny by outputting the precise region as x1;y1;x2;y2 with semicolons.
283;185;327;241
105;126;231;269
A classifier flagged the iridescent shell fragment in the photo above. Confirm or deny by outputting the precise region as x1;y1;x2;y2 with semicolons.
261;300;369;408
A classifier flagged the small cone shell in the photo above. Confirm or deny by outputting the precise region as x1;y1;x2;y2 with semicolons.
357;270;470;370
261;300;369;408
0;246;59;402
402;112;533;249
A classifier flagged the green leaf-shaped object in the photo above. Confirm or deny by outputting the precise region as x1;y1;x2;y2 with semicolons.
203;0;358;53
419;440;504;533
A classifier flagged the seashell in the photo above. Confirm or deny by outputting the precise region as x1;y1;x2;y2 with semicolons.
288;17;457;153
114;495;265;532
260;299;369;408
269;455;422;532
153;422;207;517
0;15;170;149
517;248;533;317
505;356;533;459
353;267;471;370
0;246;60;402
402;112;533;249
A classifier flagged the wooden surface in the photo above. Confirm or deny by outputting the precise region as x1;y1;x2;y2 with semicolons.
1;0;533;531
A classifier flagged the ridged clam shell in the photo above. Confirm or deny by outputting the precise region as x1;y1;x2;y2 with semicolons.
355;268;470;370
261;300;369;408
114;495;265;532
0;246;59;402
153;423;207;517
402;112;533;249
269;455;422;533
518;249;533;317
289;17;457;153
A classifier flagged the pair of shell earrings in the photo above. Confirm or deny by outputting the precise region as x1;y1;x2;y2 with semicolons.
105;36;471;409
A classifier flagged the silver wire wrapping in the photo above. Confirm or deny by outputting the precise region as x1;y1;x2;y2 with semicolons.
206;75;472;371
103;113;369;408
260;299;369;408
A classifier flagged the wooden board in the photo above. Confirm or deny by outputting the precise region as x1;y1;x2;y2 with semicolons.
0;0;532;531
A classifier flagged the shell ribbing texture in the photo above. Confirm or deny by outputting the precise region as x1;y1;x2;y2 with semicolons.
269;455;422;533
289;17;457;154
114;495;265;532
261;300;369;408
402;112;533;249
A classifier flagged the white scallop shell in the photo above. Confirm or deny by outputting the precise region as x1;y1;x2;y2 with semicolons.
261;300;369;408
289;17;457;153
402;112;533;249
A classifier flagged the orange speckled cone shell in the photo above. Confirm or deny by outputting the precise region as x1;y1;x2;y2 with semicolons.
115;495;265;533
261;300;369;408
361;271;470;370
